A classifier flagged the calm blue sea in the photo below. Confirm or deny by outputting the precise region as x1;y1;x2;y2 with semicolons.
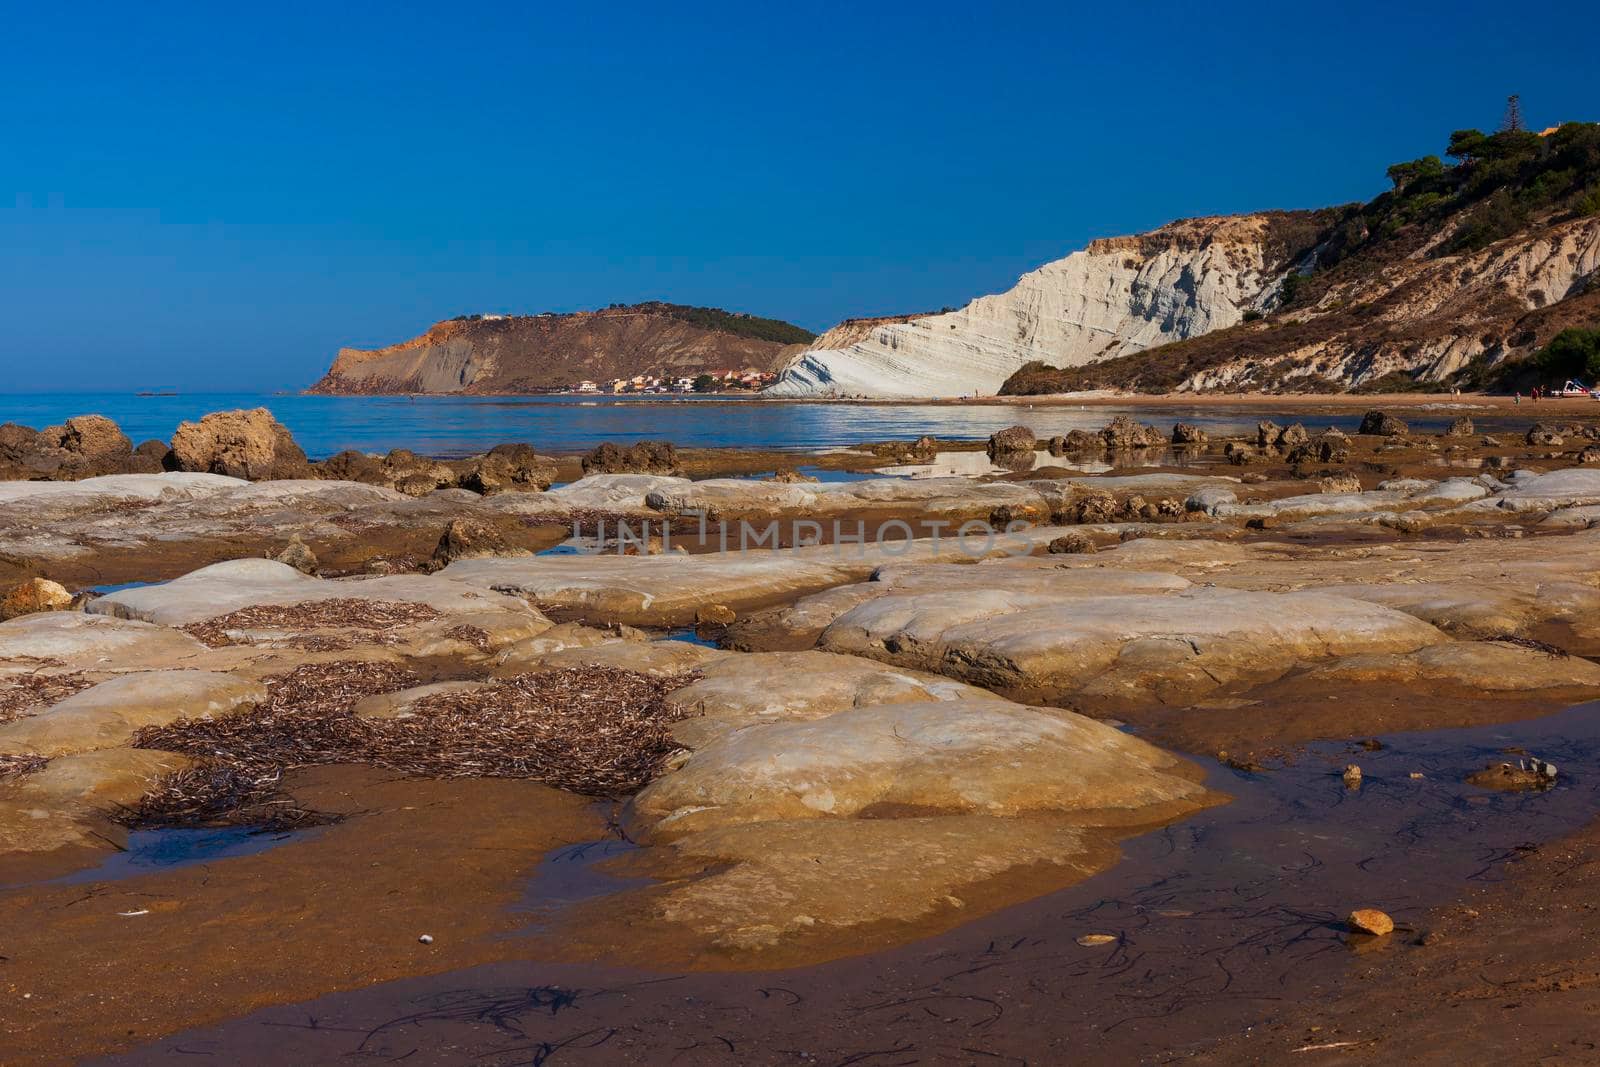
0;392;1495;460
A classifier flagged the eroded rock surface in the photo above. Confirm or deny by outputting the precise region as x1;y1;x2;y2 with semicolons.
627;697;1209;841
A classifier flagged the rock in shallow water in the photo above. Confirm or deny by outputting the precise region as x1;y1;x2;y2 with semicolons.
1348;908;1394;936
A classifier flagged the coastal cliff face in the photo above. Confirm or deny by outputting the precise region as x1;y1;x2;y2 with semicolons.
775;122;1600;397
765;214;1323;398
310;303;813;394
999;212;1600;396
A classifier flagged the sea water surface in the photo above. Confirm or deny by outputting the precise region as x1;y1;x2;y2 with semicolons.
1;392;1496;460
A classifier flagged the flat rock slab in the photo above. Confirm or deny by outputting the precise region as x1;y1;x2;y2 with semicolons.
1539;504;1600;528
626;697;1210;841
726;560;1194;651
440;533;1059;627
0;748;191;855
820;586;1446;708
493;638;725;678
1215;478;1488;522
1302;640;1600;692
0;670;266;757
666;650;990;749
0;472;246;506
90;558;533;626
1484;469;1600;511
0;612;207;673
1316;579;1600;641
641;815;1112;953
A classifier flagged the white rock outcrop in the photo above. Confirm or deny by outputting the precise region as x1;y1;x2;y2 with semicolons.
766;215;1280;398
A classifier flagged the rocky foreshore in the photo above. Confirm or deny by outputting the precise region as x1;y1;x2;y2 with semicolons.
8;403;1600;1060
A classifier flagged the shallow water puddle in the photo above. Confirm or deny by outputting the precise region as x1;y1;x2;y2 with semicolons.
516;838;649;912
101;702;1600;1064
5;825;312;891
650;627;720;648
88;579;165;595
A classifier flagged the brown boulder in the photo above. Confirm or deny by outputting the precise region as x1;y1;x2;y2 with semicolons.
166;408;312;481
48;415;133;465
132;439;169;472
317;449;386;484
1171;423;1209;445
462;443;557;494
271;536;319;575
986;425;1036;460
1526;423;1566;446
55;415;127;453
1443;416;1475;438
1358;410;1408;437
428;518;530;570
1;416;141;479
0;578;74;621
1102;416;1163;450
696;603;737;626
0;422;42;465
582;440;678;475
1048;532;1097;554
1071;489;1119;523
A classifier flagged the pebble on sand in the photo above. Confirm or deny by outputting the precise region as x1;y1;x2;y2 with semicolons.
1348;908;1395;937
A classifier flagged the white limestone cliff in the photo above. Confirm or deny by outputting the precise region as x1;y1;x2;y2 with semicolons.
766;215;1283;398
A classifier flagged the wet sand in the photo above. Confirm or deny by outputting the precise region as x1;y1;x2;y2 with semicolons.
86;704;1600;1065
0;767;604;1065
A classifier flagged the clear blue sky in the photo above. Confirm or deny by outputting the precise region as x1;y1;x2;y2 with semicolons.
1;0;1590;391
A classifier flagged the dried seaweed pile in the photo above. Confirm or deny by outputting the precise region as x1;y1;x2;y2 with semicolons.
442;624;492;652
1489;633;1572;658
124;662;694;829
0;753;49;780
0;669;92;725
181;598;445;650
124;659;423;829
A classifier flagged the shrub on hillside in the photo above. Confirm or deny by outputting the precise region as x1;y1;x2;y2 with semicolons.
1536;328;1600;382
